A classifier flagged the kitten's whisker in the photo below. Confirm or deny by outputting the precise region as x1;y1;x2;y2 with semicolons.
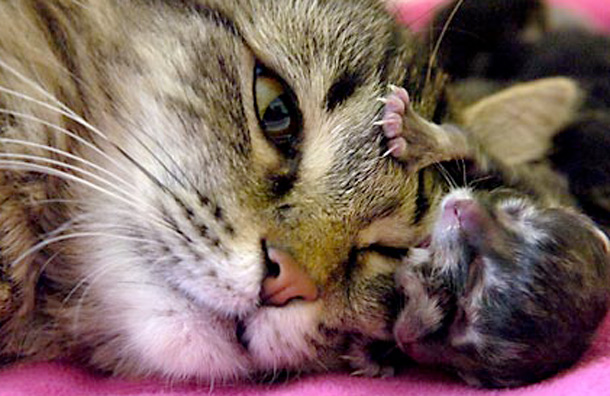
468;174;496;188
460;158;467;187
434;162;457;190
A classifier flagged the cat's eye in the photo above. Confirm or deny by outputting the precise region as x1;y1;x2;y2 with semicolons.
254;64;302;156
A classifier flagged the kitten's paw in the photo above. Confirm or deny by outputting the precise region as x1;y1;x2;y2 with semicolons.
377;85;411;159
394;266;444;346
343;338;396;378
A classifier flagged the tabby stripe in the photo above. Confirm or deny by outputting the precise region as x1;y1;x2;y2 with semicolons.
413;169;430;225
325;70;365;112
378;25;400;87
30;1;89;119
141;0;240;37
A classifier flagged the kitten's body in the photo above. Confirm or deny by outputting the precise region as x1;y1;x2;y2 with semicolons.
395;188;610;388
361;82;610;388
0;0;448;381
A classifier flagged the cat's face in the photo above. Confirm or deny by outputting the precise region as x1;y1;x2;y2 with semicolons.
0;0;443;380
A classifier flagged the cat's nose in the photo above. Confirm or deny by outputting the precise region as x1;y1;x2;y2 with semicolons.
261;247;318;306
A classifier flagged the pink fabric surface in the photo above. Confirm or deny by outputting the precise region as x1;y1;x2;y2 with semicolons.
2;312;610;396
2;1;610;395
394;0;610;32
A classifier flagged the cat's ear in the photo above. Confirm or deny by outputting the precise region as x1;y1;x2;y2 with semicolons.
459;77;582;166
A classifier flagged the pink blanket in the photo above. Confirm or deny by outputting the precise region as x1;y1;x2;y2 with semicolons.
2;313;610;396
2;1;609;395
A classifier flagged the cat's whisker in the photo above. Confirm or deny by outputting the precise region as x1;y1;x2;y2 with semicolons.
425;0;465;88
0;88;176;197
0;160;180;240
69;262;120;330
28;200;180;246
8;231;164;280
1;137;137;193
0;85;109;141
0;108;137;181
64;246;172;308
0;153;152;211
0;58;80;116
37;251;62;284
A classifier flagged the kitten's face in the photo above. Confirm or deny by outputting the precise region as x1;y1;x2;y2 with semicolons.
4;0;441;380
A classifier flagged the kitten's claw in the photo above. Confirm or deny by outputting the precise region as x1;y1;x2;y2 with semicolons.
378;86;411;159
344;337;397;378
377;85;470;168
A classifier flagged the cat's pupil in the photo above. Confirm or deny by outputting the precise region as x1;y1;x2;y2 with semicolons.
254;63;302;156
263;95;292;133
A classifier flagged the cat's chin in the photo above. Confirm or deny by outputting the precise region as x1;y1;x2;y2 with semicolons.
92;293;331;382
242;301;327;371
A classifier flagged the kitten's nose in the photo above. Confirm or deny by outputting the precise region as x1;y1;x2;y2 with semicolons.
443;197;484;233
261;247;318;306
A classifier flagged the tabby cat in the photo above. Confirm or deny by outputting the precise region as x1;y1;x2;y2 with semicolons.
0;0;451;382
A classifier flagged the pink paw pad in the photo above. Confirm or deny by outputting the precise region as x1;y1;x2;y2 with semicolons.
378;86;410;158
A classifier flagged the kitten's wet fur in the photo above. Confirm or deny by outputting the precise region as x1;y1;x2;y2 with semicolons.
395;188;610;388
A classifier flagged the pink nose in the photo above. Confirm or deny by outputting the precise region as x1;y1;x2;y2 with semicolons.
261;247;318;307
443;198;485;233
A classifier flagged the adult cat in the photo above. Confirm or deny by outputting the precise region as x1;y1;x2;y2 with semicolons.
0;0;448;382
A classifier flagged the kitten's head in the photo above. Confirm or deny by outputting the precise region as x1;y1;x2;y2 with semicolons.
7;0;444;381
395;188;610;387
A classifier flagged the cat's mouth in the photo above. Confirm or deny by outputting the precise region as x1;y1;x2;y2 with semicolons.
235;318;250;350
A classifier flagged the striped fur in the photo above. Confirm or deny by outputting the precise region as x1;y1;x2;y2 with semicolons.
0;0;448;382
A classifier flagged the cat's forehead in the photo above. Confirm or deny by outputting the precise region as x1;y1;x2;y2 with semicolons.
232;0;403;88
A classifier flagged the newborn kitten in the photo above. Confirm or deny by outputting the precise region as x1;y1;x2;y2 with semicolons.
0;0;447;382
351;85;610;388
395;188;610;388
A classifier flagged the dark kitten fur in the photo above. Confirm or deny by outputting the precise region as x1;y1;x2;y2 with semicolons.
428;0;610;234
394;188;610;388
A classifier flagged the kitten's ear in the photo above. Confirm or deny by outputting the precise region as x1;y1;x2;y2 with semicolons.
459;77;582;165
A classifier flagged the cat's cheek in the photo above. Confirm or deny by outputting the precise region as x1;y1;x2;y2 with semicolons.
243;302;323;370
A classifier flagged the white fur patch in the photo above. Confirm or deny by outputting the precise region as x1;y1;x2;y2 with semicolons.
244;301;323;370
